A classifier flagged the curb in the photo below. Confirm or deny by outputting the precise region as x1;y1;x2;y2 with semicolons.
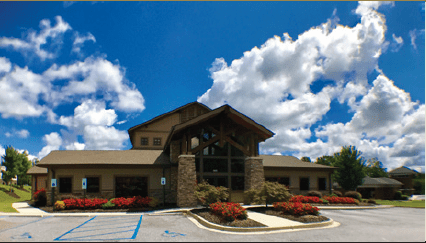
0;204;396;217
185;210;334;232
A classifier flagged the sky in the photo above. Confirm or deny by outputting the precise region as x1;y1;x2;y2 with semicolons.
0;1;424;173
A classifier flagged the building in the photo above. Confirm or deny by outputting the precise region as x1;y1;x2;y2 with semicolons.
35;102;336;207
389;166;419;195
27;165;48;198
356;176;403;200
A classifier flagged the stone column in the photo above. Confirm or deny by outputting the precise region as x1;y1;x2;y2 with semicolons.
170;140;181;163
244;157;265;191
177;155;197;207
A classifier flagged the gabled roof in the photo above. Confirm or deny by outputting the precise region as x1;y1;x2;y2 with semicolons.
261;155;337;170
164;104;274;148
358;176;403;188
36;150;170;167
127;102;211;133
389;166;419;175
27;165;48;175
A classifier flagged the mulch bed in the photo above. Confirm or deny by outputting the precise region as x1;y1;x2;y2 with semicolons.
16;187;30;193
0;187;20;198
38;206;158;213
248;207;329;223
191;208;266;227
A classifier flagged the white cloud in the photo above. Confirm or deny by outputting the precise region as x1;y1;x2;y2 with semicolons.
409;29;425;50
0;16;71;60
0;17;145;120
72;32;96;54
83;125;129;150
0;57;12;73
56;99;129;151
38;132;62;159
5;129;30;138
198;1;424;172
388;33;403;52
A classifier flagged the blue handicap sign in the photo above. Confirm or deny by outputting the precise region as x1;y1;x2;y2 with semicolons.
82;178;87;189
51;179;57;187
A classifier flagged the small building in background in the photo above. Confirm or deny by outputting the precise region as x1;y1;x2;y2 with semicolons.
388;166;419;196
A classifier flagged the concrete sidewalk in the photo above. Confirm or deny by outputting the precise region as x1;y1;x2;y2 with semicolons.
11;202;49;216
246;211;304;227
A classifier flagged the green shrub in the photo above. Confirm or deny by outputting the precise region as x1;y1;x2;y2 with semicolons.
394;191;403;200
322;199;329;204
101;199;116;209
401;195;409;201
307;190;323;198
332;191;343;197
244;181;292;207
367;199;376;204
194;180;229;206
148;197;159;208
344;191;362;201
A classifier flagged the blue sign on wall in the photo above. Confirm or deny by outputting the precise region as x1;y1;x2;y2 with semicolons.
51;179;57;188
82;178;87;190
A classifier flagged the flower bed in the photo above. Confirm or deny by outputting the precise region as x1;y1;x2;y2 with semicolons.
62;198;108;209
273;202;320;216
289;195;327;204
209;202;248;222
323;196;358;204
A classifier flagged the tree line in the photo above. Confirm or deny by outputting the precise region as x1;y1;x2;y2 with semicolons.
301;145;388;191
1;145;35;191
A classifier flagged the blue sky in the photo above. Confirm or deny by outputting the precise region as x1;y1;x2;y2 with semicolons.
0;1;424;172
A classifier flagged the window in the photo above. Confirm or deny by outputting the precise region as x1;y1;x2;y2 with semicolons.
153;137;162;146
87;177;100;193
300;177;309;191
59;177;72;193
140;137;148;146
318;178;326;191
266;177;290;186
115;177;148;198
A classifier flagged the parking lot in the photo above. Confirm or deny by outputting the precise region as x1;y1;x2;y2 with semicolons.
0;207;424;242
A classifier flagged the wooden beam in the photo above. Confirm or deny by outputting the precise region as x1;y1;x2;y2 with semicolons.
219;117;224;147
224;136;250;157
190;135;220;154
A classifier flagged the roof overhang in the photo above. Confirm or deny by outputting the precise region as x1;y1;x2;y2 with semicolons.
164;104;274;149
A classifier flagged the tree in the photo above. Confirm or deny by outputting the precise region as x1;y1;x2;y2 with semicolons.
300;156;311;162
1;146;20;191
333;146;366;191
315;156;335;167
363;158;388;178
16;151;32;187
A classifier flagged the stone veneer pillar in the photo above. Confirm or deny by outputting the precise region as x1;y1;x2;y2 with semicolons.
244;157;265;191
177;155;197;207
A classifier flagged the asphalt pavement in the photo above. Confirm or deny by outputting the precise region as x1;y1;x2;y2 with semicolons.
0;207;424;241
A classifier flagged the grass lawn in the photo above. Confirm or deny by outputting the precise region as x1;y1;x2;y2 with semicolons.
0;184;32;212
375;199;425;208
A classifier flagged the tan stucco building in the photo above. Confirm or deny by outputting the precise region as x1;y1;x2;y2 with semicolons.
35;102;336;207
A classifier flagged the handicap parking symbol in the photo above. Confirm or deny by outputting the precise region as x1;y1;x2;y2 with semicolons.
11;232;32;239
162;230;186;237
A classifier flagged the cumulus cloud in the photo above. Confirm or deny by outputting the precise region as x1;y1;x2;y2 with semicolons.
57;100;128;151
198;1;424;172
4;129;30;138
0;16;71;60
0;17;145;120
38;132;62;159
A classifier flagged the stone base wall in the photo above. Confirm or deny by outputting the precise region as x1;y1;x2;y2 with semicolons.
177;155;197;207
244;157;265;191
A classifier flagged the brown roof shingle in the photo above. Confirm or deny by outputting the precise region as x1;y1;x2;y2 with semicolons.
261;155;337;169
26;165;48;174
37;150;170;167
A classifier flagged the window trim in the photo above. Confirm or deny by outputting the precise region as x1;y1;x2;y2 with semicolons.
153;137;162;146
140;137;149;146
